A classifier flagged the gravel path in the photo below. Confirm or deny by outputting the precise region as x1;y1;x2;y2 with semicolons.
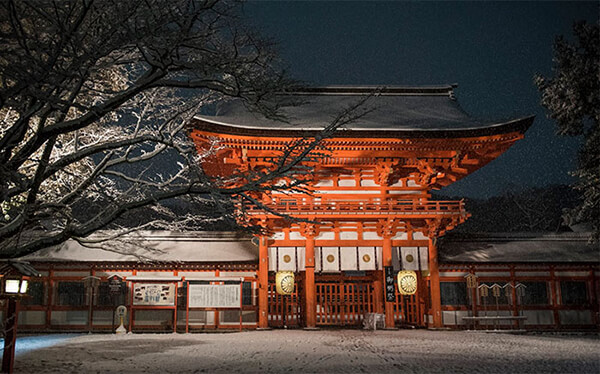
14;330;600;373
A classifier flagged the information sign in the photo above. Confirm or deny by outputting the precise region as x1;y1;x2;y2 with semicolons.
188;284;241;308
132;283;175;306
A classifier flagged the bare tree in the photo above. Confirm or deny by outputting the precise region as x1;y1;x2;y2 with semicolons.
0;0;372;258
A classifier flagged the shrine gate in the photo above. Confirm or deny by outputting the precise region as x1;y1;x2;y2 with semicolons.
189;85;533;329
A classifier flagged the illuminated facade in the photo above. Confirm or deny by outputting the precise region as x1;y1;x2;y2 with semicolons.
188;85;534;328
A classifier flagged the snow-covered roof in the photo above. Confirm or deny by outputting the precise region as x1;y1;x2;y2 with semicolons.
192;85;534;137
20;231;257;263
439;232;599;263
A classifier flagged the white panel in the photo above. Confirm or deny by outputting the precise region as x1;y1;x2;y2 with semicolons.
268;247;277;271
407;180;420;187
271;232;285;240
95;271;134;277
340;231;358;240
514;271;550;277
298;247;306;271
558;310;593;325
389;190;421;195
454;310;469;325
375;247;382;269
338;179;356;187
317;190;375;195
321;247;340;273
277;247;297;272
289;231;304;240
554;271;589;277
51;311;87;325
439;272;469;277
315;231;335;240
18;311;46;325
315;179;334;187
360;179;378;186
419;247;429;271
392;232;408;240
412;232;428;240
522;310;554;325
315;247;322;272
216;271;256;277
442;311;459;325
340;247;358;271
179;271;216;278
400;247;419;271
475;272;511;277
363;231;382;240
358;247;376;271
391;180;403;187
135;271;174;277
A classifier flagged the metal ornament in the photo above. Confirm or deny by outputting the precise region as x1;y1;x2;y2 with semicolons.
397;270;418;295
276;271;295;295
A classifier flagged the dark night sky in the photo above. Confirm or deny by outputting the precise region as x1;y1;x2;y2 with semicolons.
244;1;598;199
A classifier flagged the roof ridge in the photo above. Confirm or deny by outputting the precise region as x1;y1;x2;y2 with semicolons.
283;85;458;96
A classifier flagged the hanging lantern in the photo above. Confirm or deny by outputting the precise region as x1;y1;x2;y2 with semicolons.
397;270;418;295
275;271;295;295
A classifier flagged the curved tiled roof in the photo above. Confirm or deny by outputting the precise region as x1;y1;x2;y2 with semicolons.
192;85;534;138
439;232;599;263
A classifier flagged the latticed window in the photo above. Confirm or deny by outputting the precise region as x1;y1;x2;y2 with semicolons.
440;282;467;306
56;282;85;306
520;282;549;305
560;281;588;305
21;281;46;306
96;282;128;306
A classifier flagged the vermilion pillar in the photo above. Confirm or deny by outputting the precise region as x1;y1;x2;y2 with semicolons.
258;236;269;328
382;235;395;328
303;225;317;329
428;238;442;328
373;272;384;314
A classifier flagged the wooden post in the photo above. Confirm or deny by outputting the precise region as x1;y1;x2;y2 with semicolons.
373;271;384;314
2;298;19;374
428;238;442;328
382;235;395;328
258;236;269;329
304;229;317;329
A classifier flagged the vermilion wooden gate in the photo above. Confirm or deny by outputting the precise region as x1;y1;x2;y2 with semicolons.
392;272;427;327
315;280;374;326
268;276;302;327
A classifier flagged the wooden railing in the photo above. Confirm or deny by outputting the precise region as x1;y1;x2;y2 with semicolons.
244;199;466;216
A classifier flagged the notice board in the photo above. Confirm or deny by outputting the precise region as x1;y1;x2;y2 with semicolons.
188;284;241;308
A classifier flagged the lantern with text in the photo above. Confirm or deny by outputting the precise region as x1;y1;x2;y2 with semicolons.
276;271;295;295
397;270;418;295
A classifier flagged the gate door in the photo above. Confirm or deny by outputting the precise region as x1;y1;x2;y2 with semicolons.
392;272;426;326
316;280;373;326
267;277;301;328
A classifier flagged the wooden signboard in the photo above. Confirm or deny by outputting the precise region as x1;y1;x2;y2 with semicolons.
385;266;396;302
132;283;175;306
188;284;241;308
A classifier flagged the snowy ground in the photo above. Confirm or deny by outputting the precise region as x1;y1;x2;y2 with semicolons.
9;329;600;373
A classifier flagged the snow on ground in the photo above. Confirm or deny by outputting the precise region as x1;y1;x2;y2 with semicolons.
10;330;600;373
